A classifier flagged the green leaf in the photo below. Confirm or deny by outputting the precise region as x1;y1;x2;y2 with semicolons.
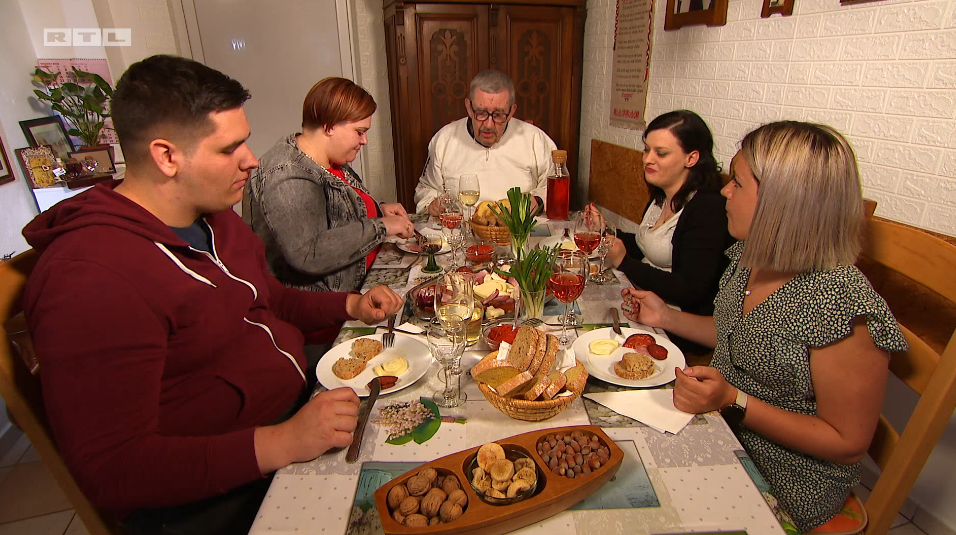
386;434;414;445
412;417;441;444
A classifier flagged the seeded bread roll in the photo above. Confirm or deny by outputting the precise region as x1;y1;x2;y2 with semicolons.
332;357;366;380
613;352;655;380
352;338;384;362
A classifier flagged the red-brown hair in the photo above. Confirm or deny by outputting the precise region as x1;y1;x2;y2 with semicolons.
302;77;376;131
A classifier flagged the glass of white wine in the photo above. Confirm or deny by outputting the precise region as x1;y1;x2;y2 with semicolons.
426;318;467;408
432;272;473;407
458;174;480;237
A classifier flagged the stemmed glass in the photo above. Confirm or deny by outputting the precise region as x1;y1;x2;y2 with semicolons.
439;198;465;267
427;318;467;408
547;250;589;348
591;219;617;284
432;272;474;407
419;231;444;274
458;174;480;237
573;208;605;257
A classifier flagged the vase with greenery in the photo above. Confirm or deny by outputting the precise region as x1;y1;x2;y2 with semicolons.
31;67;114;148
497;244;559;321
490;187;542;260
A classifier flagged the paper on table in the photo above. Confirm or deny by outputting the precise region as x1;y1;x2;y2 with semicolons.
584;390;694;434
397;322;423;333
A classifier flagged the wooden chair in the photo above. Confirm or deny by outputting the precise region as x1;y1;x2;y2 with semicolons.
0;250;120;535
857;218;956;535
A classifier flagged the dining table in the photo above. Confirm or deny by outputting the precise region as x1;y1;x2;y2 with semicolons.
248;217;785;535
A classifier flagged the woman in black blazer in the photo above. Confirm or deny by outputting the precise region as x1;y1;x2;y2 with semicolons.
605;110;733;316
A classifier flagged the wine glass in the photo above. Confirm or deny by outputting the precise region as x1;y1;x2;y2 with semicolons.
426;318;467;408
433;272;473;407
419;231;444;274
573;208;605;256
591;219;618;284
439;199;465;266
458;174;480;236
548;249;589;347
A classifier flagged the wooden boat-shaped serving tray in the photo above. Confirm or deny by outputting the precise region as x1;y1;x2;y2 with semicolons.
373;425;623;535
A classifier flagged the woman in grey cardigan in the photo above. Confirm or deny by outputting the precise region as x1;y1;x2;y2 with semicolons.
246;78;414;294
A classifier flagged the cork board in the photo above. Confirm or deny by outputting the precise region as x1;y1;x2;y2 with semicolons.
587;139;650;223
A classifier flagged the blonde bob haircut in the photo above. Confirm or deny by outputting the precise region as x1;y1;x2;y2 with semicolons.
738;121;864;272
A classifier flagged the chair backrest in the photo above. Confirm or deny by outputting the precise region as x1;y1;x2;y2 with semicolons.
0;250;119;535
858;218;956;535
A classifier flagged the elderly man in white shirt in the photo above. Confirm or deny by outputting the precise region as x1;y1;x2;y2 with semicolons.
415;70;557;215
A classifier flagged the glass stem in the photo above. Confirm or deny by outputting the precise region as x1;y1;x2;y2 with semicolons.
562;303;570;342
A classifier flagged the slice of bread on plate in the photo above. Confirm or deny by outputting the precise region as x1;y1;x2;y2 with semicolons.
497;371;535;398
332;357;366;380
352;338;384;362
471;351;521;388
543;370;567;399
522;373;552;401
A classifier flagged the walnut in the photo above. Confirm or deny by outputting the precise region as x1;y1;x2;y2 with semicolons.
419;467;438;484
387;484;409;510
392;509;406;525
429;516;441;526
404;514;429;527
441;475;461;494
447;489;468;508
434;475;446;490
420;491;445;518
406;475;431;496
507;479;531;498
399;495;420;516
425;487;447;502
439;501;463;522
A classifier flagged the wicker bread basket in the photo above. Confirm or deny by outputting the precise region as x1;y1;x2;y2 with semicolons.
477;377;585;421
470;217;511;246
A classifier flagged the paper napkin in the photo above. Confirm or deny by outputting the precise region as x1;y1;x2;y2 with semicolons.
584;390;695;434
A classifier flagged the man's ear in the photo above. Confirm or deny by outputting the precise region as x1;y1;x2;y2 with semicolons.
465;99;473;116
509;103;517;118
148;138;181;178
685;150;700;168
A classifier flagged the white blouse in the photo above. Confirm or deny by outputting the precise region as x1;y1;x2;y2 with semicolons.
635;201;684;273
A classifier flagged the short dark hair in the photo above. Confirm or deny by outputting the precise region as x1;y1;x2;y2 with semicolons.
111;55;251;166
302;77;376;131
643;110;723;212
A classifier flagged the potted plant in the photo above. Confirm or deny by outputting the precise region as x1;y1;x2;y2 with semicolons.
31;67;114;148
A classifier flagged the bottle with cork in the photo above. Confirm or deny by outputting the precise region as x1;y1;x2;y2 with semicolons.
546;149;570;220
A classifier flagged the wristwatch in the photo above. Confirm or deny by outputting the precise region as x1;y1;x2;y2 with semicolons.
720;388;749;431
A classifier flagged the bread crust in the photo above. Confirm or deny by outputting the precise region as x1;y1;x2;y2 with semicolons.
332;357;366;380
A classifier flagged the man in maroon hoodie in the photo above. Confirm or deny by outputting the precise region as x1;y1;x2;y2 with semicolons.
21;55;404;534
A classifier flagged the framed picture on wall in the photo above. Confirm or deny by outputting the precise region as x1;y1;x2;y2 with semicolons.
19;116;75;161
16;145;60;188
0;133;13;186
665;0;729;30
761;0;794;17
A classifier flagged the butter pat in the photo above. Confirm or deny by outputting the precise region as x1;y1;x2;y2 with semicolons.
588;339;619;355
560;241;578;251
373;356;409;376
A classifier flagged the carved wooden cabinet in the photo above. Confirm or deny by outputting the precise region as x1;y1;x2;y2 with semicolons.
383;0;587;209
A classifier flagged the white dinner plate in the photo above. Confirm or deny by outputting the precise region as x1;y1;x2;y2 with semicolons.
572;327;686;388
316;334;432;396
397;238;451;255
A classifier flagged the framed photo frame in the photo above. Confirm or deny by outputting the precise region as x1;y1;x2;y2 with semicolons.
69;148;115;174
16;145;60;188
762;0;794;17
0;133;13;186
19;116;76;161
665;0;729;30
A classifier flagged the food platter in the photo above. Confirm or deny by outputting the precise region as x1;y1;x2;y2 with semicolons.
315;334;431;396
571;327;685;388
373;425;623;535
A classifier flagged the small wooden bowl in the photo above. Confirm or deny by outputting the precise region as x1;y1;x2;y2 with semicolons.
470;217;511;246
374;425;623;535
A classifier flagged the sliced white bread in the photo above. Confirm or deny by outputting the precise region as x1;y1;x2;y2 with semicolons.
522;373;552;401
470;351;522;388
563;362;589;394
497;371;535;398
543;370;567;399
506;327;538;372
526;328;550;375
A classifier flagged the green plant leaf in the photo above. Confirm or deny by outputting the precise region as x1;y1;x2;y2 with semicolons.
386;434;414;445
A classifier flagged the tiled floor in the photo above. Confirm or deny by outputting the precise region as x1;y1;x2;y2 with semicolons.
0;432;942;535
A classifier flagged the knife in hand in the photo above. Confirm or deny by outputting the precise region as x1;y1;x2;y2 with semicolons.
346;377;381;463
610;307;624;341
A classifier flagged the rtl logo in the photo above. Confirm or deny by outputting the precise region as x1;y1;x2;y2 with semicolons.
44;28;132;47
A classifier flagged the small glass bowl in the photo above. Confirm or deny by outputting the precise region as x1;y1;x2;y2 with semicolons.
466;244;494;263
481;321;518;351
467;448;538;505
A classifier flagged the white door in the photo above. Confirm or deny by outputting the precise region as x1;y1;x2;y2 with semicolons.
175;0;355;164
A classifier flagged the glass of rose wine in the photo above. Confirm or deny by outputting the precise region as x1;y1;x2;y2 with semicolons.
439;198;465;266
548;249;589;347
573;208;605;256
458;174;480;237
591;219;618;284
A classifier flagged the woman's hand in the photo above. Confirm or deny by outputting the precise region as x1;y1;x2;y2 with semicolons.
383;215;415;239
346;286;404;323
620;287;670;328
605;238;626;268
380;203;408;218
672;366;737;414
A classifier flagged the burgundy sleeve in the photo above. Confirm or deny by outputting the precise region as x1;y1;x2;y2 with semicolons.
25;259;263;511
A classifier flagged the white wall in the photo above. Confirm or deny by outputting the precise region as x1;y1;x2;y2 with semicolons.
579;0;956;529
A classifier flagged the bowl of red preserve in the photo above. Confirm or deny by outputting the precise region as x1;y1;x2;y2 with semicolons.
482;321;519;351
466;244;494;264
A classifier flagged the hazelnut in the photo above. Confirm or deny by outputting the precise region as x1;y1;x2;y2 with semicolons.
419;467;438;484
399;495;420;516
507;479;531;498
448;489;468;508
387;485;409;510
441;475;461;494
392;509;406;525
406;475;431;496
439;501;463;522
420;491;444;518
404;514;429;527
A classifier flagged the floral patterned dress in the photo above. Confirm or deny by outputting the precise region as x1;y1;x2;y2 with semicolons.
711;242;908;532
